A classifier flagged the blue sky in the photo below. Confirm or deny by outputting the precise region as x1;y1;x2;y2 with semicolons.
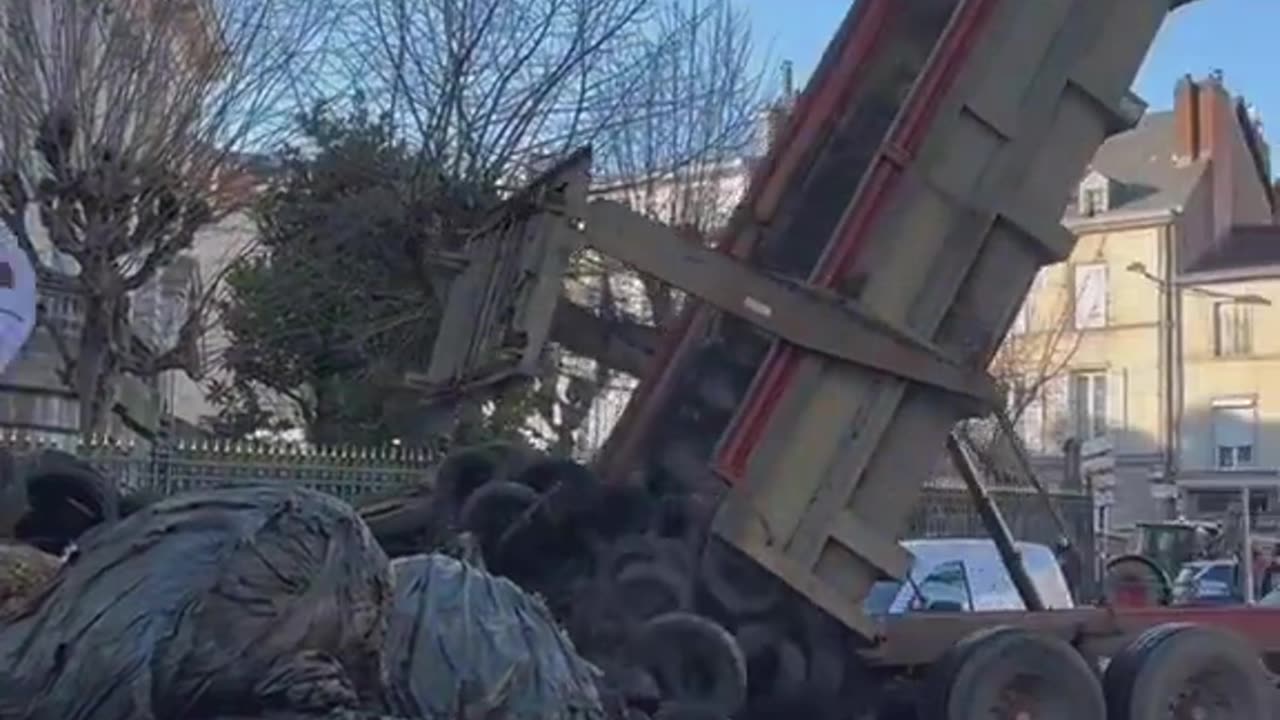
750;0;1278;171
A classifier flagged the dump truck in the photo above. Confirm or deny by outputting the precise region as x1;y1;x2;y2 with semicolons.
415;0;1280;717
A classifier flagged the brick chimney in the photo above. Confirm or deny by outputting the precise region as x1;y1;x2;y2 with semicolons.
1173;71;1234;164
1174;75;1201;162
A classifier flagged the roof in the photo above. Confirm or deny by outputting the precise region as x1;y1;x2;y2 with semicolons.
1063;111;1205;222
1183;225;1280;275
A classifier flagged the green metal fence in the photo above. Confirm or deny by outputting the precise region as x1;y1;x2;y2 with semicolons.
3;433;438;503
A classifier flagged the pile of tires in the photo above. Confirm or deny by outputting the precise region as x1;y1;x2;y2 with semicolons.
423;443;860;720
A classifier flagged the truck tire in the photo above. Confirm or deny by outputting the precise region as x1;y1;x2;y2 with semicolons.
1104;623;1270;720
922;626;1103;720
629;612;747;718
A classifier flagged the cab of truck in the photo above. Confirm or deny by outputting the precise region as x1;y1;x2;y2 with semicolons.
862;539;1075;615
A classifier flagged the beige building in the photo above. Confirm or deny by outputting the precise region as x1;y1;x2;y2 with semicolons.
1010;73;1278;531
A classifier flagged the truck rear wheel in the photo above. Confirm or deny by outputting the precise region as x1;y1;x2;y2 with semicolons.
1103;623;1270;720
922;626;1103;720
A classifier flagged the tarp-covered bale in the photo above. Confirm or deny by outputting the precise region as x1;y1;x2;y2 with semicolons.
384;554;606;720
0;484;393;720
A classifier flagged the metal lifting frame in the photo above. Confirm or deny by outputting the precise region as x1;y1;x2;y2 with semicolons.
420;147;999;417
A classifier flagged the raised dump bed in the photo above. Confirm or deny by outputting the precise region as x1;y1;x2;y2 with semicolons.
598;0;1176;639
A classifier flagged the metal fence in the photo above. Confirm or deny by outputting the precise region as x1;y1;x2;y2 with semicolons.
3;434;438;503
912;482;1098;599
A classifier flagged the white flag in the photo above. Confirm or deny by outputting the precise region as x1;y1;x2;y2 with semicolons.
0;224;36;374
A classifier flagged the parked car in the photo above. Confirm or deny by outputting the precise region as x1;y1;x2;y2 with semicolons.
862;538;1075;615
1171;559;1241;606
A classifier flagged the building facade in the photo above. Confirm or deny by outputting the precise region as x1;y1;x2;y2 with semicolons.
1010;73;1278;532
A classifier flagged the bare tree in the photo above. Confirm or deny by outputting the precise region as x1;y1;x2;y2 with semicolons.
0;0;337;437
531;0;763;455
960;242;1112;486
592;0;764;328
346;0;650;185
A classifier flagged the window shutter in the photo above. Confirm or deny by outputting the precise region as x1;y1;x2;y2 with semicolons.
1212;403;1255;449
1073;264;1108;329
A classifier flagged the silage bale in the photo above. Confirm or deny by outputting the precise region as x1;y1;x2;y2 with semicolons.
384;554;606;720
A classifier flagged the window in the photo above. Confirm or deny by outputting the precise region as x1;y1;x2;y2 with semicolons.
1081;186;1107;216
1212;398;1256;469
1191;490;1236;514
1070;371;1108;440
1073;263;1108;329
1214;301;1254;357
911;560;972;612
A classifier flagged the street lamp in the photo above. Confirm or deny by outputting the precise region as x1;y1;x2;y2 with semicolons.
1126;262;1271;305
1127;260;1270;602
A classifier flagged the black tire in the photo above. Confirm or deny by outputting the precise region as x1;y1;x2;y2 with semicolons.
630;612;748;718
23;450;119;521
615;561;694;622
651;493;714;550
457;481;540;560
734;623;808;699
698;537;782;618
1104;623;1271;720
922;626;1103;720
16;450;119;553
1104;554;1173;607
434;444;520;511
599;535;696;580
511;456;597;495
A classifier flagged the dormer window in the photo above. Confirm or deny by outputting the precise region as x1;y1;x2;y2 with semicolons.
1078;171;1112;216
1082;187;1106;216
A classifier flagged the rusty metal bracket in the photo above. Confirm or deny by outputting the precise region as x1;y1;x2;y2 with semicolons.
581;199;998;407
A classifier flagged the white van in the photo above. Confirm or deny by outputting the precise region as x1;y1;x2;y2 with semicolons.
862;538;1075;615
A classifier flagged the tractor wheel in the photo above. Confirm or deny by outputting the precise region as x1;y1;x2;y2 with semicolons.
922;626;1103;720
1103;554;1172;607
1104;623;1270;720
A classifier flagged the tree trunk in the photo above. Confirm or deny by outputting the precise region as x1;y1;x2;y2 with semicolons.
75;295;123;439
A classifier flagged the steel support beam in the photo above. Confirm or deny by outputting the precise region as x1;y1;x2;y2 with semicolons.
582;199;998;408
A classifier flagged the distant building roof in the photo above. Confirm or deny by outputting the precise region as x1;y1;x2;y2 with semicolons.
1183;225;1280;275
1064;111;1205;223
